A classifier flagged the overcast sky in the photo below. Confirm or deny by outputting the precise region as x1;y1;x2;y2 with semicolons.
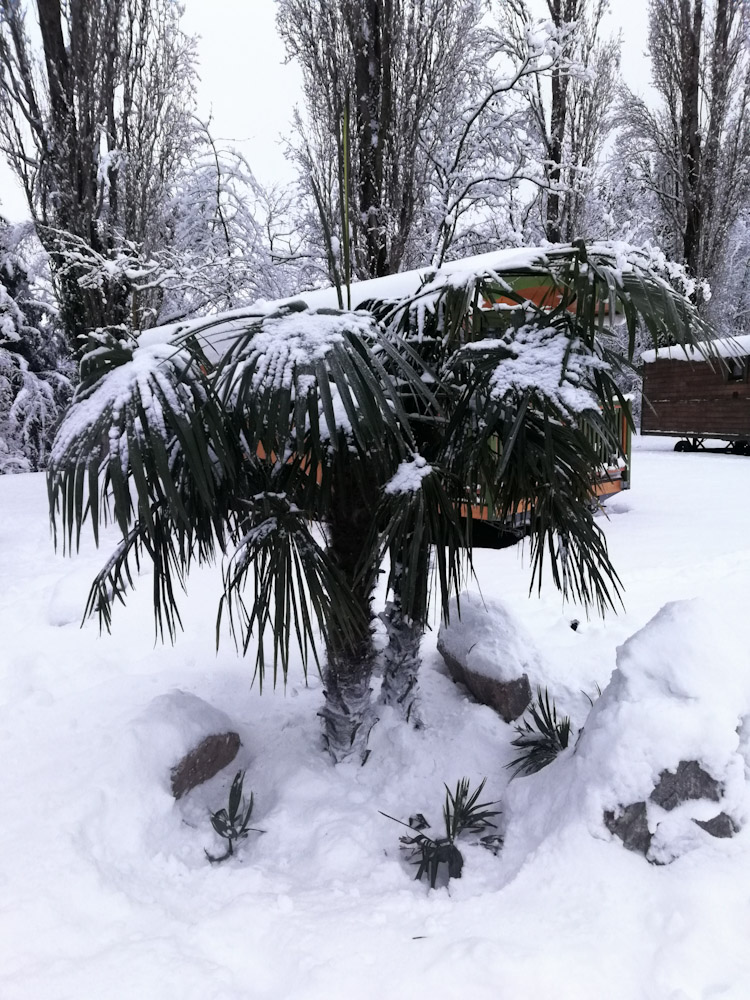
0;0;652;222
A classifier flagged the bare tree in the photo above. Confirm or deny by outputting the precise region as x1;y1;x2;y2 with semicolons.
0;0;197;348
618;0;750;296
502;0;620;243
423;14;568;266
277;0;489;283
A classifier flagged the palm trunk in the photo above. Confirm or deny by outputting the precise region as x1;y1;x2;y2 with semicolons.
379;595;423;724
379;551;428;725
321;462;379;762
319;638;378;763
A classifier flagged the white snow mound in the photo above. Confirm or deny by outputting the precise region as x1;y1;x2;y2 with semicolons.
439;591;547;685
131;690;236;790
504;598;750;865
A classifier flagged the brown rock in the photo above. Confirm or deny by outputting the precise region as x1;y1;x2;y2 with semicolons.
170;732;241;799
437;637;532;723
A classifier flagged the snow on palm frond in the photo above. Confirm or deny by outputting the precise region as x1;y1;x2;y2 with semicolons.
365;239;712;618
48;327;234;552
47;303;438;675
458;323;609;422
214;302;434;477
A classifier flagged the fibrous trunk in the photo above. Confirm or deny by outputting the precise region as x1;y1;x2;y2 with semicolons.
320;640;378;763
322;462;379;763
379;552;428;725
379;597;423;725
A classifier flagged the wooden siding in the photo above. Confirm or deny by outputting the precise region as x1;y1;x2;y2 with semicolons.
642;358;750;438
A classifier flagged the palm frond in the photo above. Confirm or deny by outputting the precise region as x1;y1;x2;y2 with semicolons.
48;327;237;553
443;778;500;841
371;455;472;623
217;488;367;687
213;303;439;487
506;687;572;779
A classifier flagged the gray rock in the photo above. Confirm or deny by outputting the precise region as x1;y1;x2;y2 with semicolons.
170;731;241;799
436;593;543;723
694;812;738;839
605;760;738;860
604;802;652;856
650;760;722;811
438;636;532;722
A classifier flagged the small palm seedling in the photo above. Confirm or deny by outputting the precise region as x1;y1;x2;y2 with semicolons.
381;777;500;888
205;770;262;863
443;777;501;841
506;687;571;779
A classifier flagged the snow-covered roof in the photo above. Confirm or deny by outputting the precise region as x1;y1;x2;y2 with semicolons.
641;333;750;364
140;240;685;356
137;245;556;356
254;246;550;313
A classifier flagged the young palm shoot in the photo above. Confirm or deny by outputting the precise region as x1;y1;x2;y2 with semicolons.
205;771;262;863
506;688;572;779
443;777;502;841
381;777;500;888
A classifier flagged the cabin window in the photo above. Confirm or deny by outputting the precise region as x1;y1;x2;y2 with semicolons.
725;357;748;383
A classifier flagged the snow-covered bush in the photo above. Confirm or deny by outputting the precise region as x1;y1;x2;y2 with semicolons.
0;226;73;473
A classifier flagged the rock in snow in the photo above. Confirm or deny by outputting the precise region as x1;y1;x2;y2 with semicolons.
437;592;546;722
589;600;749;863
604;760;734;858
171;732;242;799
506;597;750;866
133;690;241;798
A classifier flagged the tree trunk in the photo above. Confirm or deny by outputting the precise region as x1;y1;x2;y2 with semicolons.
379;595;423;724
319;639;378;763
379;547;429;724
679;0;703;279
321;461;379;762
347;0;389;278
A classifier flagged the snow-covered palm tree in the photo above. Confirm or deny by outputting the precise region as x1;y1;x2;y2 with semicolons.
371;241;712;722
47;242;708;762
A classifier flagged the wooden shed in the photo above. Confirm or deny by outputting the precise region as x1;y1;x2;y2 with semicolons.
641;335;750;451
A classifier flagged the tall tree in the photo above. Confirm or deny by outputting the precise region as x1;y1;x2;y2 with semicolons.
502;0;619;244
0;0;197;348
619;0;750;296
278;0;512;284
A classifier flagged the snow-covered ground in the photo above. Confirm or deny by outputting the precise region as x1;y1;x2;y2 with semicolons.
1;435;749;1000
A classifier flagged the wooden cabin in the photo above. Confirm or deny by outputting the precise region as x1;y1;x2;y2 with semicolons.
641;335;750;451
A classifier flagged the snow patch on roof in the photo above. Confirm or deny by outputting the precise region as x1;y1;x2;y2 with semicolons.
641;333;750;363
